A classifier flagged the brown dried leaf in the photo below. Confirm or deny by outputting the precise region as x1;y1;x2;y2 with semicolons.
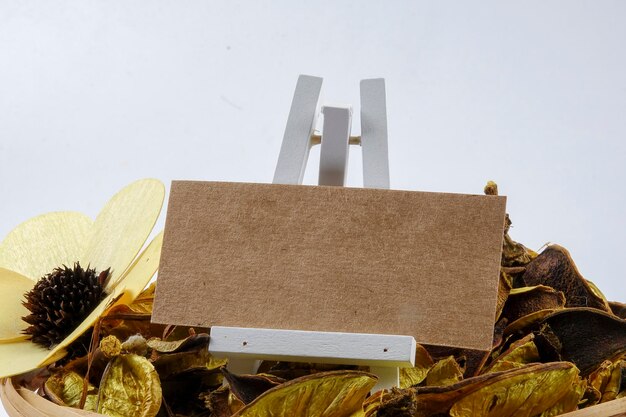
43;370;98;411
500;285;566;324
221;368;284;404
231;370;376;417
521;245;611;312
535;308;626;376
97;354;161;417
609;301;626;320
495;272;512;321
202;385;245;417
152;344;226;380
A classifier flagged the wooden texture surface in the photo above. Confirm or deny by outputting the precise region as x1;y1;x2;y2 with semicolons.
153;181;506;351
560;397;626;416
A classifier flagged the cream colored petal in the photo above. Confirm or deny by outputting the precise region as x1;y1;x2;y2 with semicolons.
0;269;32;341
0;212;92;281
82;179;164;284
107;232;163;300
43;233;163;365
0;340;66;378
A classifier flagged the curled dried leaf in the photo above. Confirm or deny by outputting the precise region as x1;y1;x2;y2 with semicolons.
609;301;626;320
501;285;566;324
535;308;626;376
484;334;539;374
44;370;98;411
231;370;377;417
521;245;610;312
222;368;284;404
97;354;161;417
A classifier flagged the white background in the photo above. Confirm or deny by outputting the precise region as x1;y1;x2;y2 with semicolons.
1;1;625;413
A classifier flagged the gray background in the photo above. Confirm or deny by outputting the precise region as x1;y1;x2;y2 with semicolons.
0;2;624;408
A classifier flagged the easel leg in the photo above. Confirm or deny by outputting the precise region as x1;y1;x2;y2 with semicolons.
226;357;261;375
369;366;400;392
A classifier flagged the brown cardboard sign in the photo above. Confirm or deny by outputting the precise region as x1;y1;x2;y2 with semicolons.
152;181;506;351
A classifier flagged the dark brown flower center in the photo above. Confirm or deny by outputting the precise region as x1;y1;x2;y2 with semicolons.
22;262;109;349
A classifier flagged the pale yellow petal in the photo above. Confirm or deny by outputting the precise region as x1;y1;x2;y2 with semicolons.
43;233;163;364
82;179;164;284
0;340;66;378
0;269;32;341
0;212;92;281
110;232;163;302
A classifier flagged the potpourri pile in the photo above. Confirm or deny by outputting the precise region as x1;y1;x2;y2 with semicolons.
1;180;625;417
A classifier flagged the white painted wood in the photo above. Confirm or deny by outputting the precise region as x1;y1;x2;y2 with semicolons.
209;326;416;368
318;105;352;186
369;366;400;393
226;357;261;375
360;78;390;189
273;75;323;185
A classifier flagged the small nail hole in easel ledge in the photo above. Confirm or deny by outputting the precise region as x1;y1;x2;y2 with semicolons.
242;341;248;346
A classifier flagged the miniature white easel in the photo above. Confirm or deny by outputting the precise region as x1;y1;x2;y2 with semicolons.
208;75;416;391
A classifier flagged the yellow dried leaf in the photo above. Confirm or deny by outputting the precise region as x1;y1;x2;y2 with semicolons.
486;335;539;374
539;377;586;417
599;360;626;403
449;362;579;417
231;370;376;417
399;344;434;388
44;370;98;411
426;356;463;386
97;354;161;417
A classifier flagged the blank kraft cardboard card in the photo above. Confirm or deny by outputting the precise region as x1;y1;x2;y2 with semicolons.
152;181;506;351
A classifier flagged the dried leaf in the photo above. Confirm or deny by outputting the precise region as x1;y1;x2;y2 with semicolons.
485;334;540;374
538;376;587;416
221;368;284;404
449;362;579;417
495;272;512;321
152;344;226;379
376;362;576;416
500;285;566;324
425;356;464;386
231;370;376;417
609;301;626;320
202;385;245;417
399;345;434;388
97;354;161;417
147;333;210;353
44;370;98;411
535;308;626;376
521;245;611;312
